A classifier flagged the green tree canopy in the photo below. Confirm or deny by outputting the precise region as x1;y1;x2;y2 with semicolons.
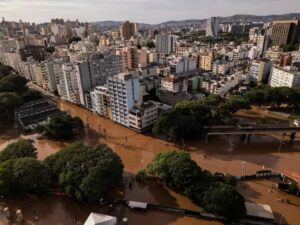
0;92;23;125
0;64;12;79
203;182;246;222
147;151;246;222
46;46;55;54
44;142;123;201
0;74;28;93
0;160;18;195
22;89;42;102
13;158;50;194
146;41;155;49
0;139;37;163
148;151;203;191
44;115;83;140
153;101;212;140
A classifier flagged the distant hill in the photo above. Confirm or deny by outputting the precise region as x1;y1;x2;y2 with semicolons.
92;13;300;28
93;21;122;27
219;13;300;23
158;19;206;26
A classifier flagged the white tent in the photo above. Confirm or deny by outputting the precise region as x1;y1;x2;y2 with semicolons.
84;213;117;225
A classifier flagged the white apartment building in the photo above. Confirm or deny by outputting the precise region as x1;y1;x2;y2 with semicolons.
248;46;259;60
59;61;92;106
90;85;112;119
160;76;188;93
202;73;242;96
168;57;197;74
257;35;270;57
108;73;140;127
206;17;219;37
249;59;272;83
161;76;180;93
233;47;249;62
43;59;66;92
213;60;233;75
129;102;158;132
292;51;300;64
269;66;300;88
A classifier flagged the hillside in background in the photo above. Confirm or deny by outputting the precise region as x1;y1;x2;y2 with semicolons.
93;13;300;28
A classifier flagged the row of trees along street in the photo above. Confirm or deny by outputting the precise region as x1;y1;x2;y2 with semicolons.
153;85;300;140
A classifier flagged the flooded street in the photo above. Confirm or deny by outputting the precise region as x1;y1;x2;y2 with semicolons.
0;100;300;224
238;178;300;225
58;100;300;176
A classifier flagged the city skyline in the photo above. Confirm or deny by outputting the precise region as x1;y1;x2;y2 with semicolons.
1;0;300;24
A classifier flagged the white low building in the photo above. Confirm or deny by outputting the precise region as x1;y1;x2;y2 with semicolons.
129;102;158;132
269;66;300;88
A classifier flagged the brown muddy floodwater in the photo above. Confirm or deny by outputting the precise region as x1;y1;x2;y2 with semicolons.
0;100;300;224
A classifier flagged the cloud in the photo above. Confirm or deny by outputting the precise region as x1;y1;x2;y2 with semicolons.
0;0;299;23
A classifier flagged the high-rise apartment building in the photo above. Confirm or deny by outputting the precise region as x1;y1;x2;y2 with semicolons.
120;21;137;40
119;46;139;71
257;35;270;57
249;59;272;83
199;52;214;71
90;85;112;119
59;61;92;106
155;34;177;55
108;73;140;127
206;17;219;37
271;19;300;46
88;52;123;86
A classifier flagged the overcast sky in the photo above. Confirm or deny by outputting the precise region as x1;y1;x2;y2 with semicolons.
1;0;300;24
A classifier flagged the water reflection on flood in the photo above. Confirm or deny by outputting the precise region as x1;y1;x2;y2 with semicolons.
0;100;300;224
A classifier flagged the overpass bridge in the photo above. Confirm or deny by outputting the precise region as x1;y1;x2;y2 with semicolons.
204;122;300;142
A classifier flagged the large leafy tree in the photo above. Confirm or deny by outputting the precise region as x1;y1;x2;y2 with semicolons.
147;151;246;222
44;143;123;201
220;96;250;118
0;74;28;93
0;160;18;195
153;101;212;140
13;158;51;194
22;89;42;102
203;182;246;222
0;64;12;79
0;139;37;163
148;151;203;191
0;92;23;125
44;115;83;140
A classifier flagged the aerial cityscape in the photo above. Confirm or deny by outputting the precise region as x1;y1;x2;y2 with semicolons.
1;0;300;225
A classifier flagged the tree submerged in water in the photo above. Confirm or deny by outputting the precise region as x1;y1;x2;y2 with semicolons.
44;142;124;201
0;141;124;201
44;115;83;140
147;150;245;222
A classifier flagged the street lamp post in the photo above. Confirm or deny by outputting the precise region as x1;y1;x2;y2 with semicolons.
241;161;247;178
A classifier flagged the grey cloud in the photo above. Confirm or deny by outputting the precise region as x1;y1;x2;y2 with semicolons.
0;0;299;23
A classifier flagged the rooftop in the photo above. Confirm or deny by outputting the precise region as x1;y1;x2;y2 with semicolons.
245;202;275;221
84;213;117;225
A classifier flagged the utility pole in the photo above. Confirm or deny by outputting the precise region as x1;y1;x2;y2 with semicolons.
278;139;285;153
241;161;247;178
